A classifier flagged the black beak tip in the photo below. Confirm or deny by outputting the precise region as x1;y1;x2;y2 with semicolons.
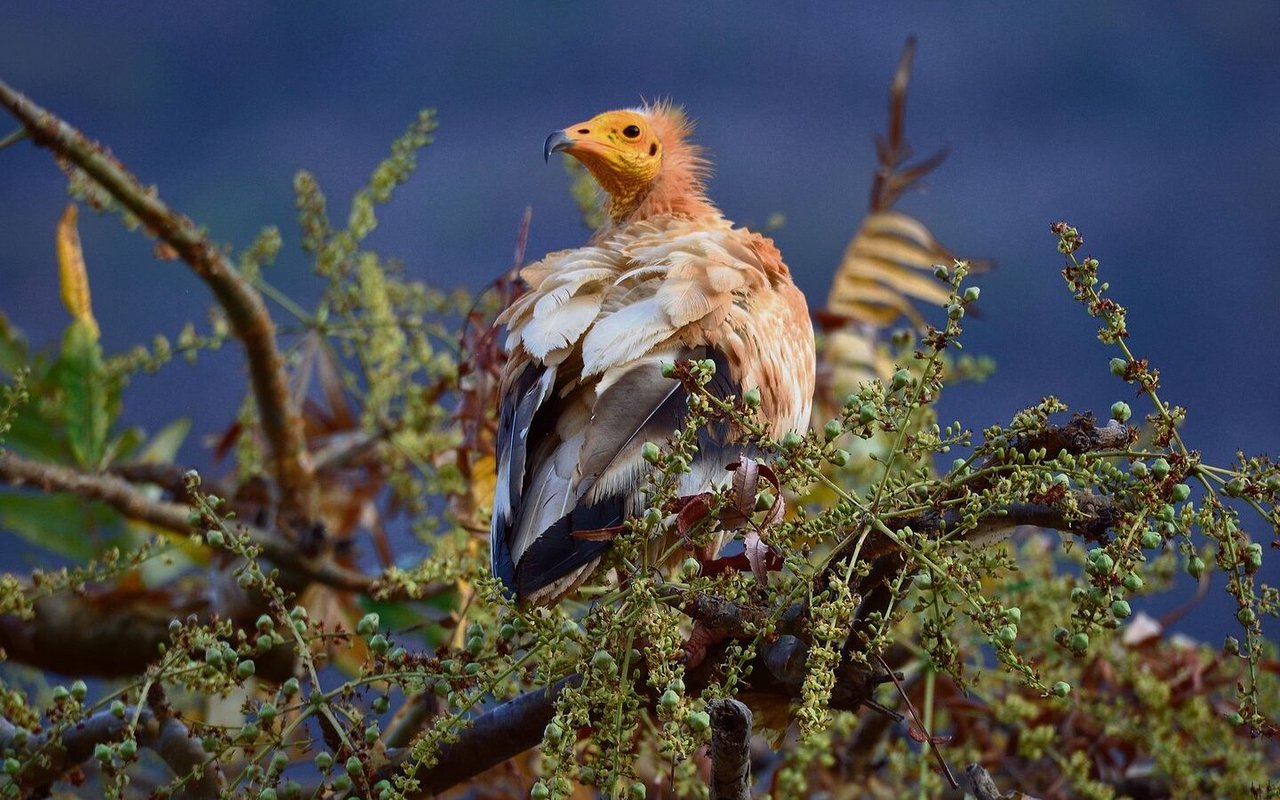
544;131;573;163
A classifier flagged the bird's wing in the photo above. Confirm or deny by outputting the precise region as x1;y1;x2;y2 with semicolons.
492;219;809;604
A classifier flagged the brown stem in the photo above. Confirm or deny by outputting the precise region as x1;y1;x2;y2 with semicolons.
0;78;314;519
0;450;372;593
708;699;753;800
0;697;222;797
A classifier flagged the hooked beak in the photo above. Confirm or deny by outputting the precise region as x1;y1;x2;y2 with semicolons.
544;130;574;163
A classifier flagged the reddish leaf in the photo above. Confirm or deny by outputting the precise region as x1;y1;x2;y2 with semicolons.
731;458;759;517
570;525;623;542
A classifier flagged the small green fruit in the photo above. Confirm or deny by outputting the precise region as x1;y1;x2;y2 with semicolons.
1186;556;1205;579
1110;401;1131;422
686;710;711;732
823;419;843;441
1052;681;1071;698
641;442;661;464
659;689;680;710
963;286;981;302
544;721;564;743
830;448;851;467
743;387;761;408
1069;632;1090;653
859;402;878;425
1122;573;1144;592
1111;599;1132;619
1151;458;1170;479
997;625;1018;644
1109;357;1128;377
356;612;380;636
1171;483;1190;501
1140;529;1162;549
891;369;911;391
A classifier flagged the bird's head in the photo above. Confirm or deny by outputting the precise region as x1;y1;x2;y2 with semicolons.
545;103;711;222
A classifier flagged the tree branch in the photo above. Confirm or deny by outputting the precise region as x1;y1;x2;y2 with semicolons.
0;450;372;593
0;78;314;519
708;699;753;800
0;697;222;798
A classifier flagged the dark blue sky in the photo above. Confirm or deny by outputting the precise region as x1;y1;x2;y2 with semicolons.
2;5;1277;628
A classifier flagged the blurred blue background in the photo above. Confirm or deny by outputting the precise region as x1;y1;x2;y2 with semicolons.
1;4;1277;636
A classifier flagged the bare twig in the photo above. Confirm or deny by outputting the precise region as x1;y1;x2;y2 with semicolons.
0;450;371;593
871;36;950;212
0;79;314;519
0;698;222;798
708;699;753;800
876;653;957;789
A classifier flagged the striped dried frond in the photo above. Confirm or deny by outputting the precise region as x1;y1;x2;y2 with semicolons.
819;37;983;400
825;208;958;329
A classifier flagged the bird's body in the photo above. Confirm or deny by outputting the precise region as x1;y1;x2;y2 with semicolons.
491;104;815;605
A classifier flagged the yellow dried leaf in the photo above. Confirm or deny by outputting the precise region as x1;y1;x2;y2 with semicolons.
56;203;99;339
469;454;498;516
826;209;954;329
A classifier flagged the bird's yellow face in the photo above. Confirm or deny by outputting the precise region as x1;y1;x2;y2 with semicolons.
545;110;663;211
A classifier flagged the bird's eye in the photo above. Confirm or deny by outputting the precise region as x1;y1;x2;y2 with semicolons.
622;124;641;139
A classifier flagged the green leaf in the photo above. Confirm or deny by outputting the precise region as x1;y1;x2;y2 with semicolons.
138;417;191;464
0;492;106;560
58;319;109;468
103;425;146;465
4;399;71;463
0;312;29;376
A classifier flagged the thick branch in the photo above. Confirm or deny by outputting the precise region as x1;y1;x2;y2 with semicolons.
407;676;579;797
0;450;372;593
392;595;885;796
708;699;753;800
0;79;313;518
0;585;297;681
0;700;222;798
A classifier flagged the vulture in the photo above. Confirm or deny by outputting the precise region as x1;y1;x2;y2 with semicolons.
491;103;815;605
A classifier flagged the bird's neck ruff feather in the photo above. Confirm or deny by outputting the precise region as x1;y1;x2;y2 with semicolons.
612;103;717;224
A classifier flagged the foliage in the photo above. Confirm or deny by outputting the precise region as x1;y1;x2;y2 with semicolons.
0;63;1277;800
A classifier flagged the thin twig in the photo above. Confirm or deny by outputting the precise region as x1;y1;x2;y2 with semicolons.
0;450;370;593
0;79;314;519
875;653;957;789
